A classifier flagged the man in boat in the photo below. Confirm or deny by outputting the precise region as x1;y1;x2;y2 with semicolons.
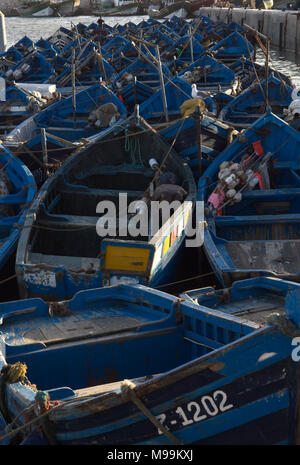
97;17;108;45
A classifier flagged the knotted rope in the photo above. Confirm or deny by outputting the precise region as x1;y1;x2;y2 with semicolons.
0;363;27;424
120;379;182;445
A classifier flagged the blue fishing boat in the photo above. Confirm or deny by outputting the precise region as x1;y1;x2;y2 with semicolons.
5;83;127;181
178;54;236;93
53;51;115;88
0;277;299;444
229;58;293;91
219;75;293;128
15;113;196;300
101;36;131;56
0;145;36;273
112;58;171;112
34;39;61;60
209;31;255;64
0;84;46;137
139;76;193;125
45;27;77;51
162;34;206;64
106;41;157;74
8;36;35;56
160;113;236;179
199;111;300;287
4;51;55;84
204;91;235;117
0;49;23;77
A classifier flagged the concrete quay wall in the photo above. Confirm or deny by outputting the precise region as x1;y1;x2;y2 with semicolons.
198;7;300;53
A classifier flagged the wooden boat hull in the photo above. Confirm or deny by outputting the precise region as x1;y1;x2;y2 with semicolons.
5;83;127;180
199;111;300;287
220;76;293;129
15;115;196;300
1;278;299;445
160;113;234;180
0;145;36;273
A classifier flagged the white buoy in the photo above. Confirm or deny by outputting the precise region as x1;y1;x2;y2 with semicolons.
0;11;7;55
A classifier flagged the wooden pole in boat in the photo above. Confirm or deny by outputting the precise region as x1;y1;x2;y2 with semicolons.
178;16;202;59
196;105;202;177
72;48;76;128
41;128;48;166
188;25;194;63
265;37;270;111
97;42;108;85
138;30;142;58
243;23;268;42
156;45;169;124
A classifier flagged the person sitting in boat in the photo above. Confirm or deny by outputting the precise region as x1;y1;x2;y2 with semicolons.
151;170;186;203
97;18;108;45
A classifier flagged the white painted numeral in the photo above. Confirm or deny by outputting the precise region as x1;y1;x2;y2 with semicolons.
213;390;234;412
155;390;233;435
156;413;167;435
201;396;219;416
187;401;207;422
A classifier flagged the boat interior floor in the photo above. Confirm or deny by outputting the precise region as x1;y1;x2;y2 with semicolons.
200;294;286;327
4;289;257;392
4;302;166;347
225;240;300;275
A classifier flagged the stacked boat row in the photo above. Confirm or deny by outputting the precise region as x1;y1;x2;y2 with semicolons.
0;14;300;445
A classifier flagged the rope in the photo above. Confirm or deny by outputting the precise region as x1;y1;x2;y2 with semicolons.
128;41;192;100
0;363;28;429
0;378;185;444
150;117;186;186
0;273;17;286
154;271;216;290
6;123;181;158
0;401;62;444
120;379;182;445
124;128;143;166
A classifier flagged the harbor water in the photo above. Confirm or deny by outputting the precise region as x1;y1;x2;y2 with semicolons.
2;14;300;299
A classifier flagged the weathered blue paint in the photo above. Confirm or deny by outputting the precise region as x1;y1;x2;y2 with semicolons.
0;277;299;444
0;145;36;273
220;75;293;128
198;111;300;286
15;114;196;300
178;54;235;90
139;76;192;124
160;112;233;180
209;31;255;63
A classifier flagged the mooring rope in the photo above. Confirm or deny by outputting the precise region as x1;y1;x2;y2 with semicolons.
120;379;182;445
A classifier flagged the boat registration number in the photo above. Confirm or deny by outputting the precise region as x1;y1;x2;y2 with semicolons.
24;270;56;288
155;390;233;434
